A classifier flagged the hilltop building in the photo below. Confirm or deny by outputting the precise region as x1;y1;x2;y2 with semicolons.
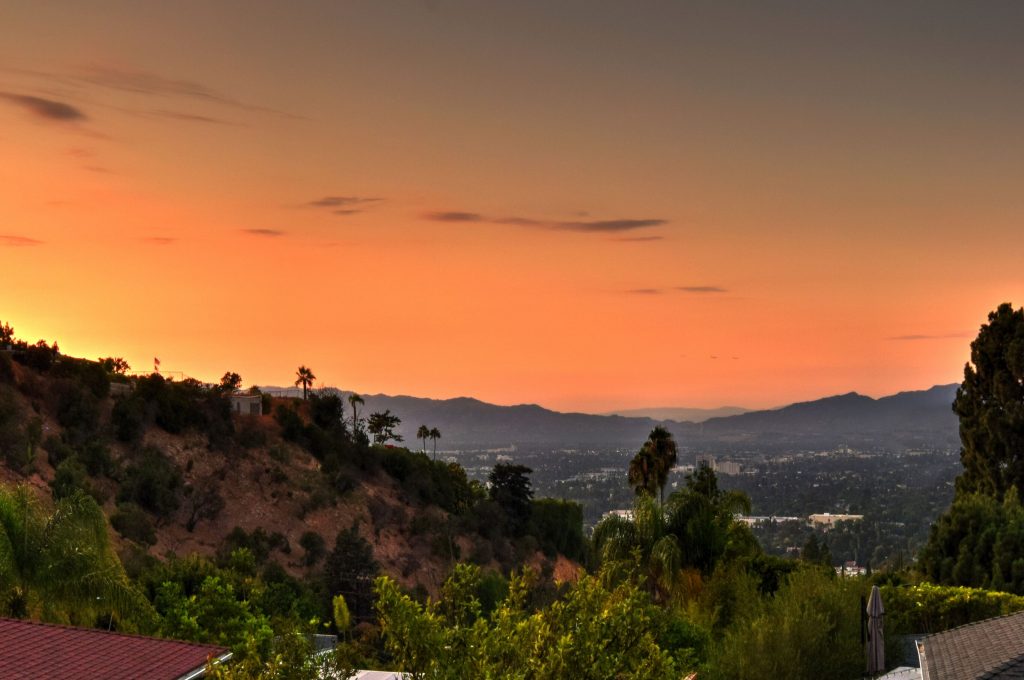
808;512;864;528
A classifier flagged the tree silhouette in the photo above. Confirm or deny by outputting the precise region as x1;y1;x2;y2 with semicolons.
628;427;678;505
219;371;242;393
417;425;430;454
952;302;1024;500
488;463;533;536
347;393;364;432
294;365;316;400
429;427;441;460
367;410;402;446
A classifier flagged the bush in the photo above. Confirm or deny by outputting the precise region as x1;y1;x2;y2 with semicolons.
50;457;103;503
528;498;585;561
299;531;327;567
118;446;183;519
883;582;1024;635
44;435;75;469
218;527;290;565
111;503;158;546
112;396;147;442
0;353;14;384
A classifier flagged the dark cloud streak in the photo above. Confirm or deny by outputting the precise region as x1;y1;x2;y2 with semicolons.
0;234;44;246
423;210;667;233
677;286;728;293
888;333;968;341
242;228;285;237
424;211;484;222
0;92;86;121
309;196;382;208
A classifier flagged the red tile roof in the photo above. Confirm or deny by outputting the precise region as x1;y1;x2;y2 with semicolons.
0;617;230;680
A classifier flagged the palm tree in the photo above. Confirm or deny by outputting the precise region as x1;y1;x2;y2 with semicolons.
628;445;658;498
0;485;155;628
347;393;364;432
429;427;441;460
592;494;683;603
294;365;316;400
645;426;678;506
416;425;430;454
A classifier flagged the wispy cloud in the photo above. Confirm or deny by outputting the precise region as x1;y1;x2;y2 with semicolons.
142;236;176;245
75;65;292;116
615;235;664;242
0;92;86;121
308;196;382;208
552;218;666;233
424;211;484;222
242;228;285;237
887;333;969;341
0;234;44;246
622;285;730;295
423;210;667;233
150;109;235;125
677;286;727;293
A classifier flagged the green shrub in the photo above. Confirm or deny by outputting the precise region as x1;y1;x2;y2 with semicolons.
299;531;327;567
111;503;158;546
118;446;183;519
50;456;104;503
883;582;1024;635
44;435;75;468
112;396;147;442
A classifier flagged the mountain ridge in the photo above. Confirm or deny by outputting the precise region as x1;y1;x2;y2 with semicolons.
261;383;960;450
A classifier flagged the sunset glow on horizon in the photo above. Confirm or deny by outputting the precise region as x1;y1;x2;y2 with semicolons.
3;2;1023;413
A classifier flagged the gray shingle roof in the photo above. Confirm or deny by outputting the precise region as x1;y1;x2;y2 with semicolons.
921;610;1024;679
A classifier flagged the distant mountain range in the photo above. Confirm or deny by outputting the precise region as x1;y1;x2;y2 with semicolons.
261;384;961;453
605;406;750;422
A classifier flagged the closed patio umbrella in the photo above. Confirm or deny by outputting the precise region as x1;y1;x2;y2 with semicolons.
867;584;885;675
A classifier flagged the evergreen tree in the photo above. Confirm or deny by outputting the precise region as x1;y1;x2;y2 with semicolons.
954;303;1024;499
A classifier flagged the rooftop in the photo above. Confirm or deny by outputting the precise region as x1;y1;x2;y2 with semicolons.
920;610;1024;680
0;617;230;680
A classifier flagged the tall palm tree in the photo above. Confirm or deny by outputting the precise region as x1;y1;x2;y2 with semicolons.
347;393;364;432
646;426;678;507
628;445;658;497
294;365;316;400
429;427;441;460
0;485;155;628
416;425;430;454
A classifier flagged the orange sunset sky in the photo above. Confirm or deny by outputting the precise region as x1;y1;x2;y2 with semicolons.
1;2;1022;413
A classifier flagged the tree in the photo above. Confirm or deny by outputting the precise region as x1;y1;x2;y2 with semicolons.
98;357;130;375
347;393;364;432
0;321;13;347
374;565;680;678
367;410;402;446
488;463;534;536
220;372;242;393
429;427;441;460
0;484;155;627
630;426;678;506
299;531;326;567
294;366;316;400
628;444;658;498
952;303;1024;500
919;303;1024;591
183;479;226;532
324;525;380;624
417;425;430;454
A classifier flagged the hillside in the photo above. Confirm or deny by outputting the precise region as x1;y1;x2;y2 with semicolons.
0;345;582;604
